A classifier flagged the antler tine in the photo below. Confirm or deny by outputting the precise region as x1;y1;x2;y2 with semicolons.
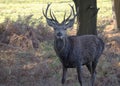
43;3;60;27
61;4;76;24
63;11;66;22
42;3;51;18
61;4;76;29
42;8;46;17
52;12;59;23
63;4;76;24
69;4;76;17
50;9;55;20
65;10;72;21
62;10;72;24
50;9;59;23
43;3;59;24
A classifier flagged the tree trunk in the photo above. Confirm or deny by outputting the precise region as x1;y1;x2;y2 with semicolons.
113;0;120;30
73;0;98;35
111;0;117;29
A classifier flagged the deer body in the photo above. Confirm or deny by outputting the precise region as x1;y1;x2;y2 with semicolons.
54;35;104;68
43;4;104;86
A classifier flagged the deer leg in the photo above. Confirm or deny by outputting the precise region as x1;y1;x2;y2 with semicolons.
86;62;96;86
86;63;92;74
91;71;96;86
61;67;67;84
77;66;82;86
86;63;93;86
91;61;97;86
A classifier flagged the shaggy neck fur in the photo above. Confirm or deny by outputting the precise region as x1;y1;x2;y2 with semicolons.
54;37;71;63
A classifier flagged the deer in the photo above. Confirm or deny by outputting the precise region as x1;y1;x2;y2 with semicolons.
43;4;104;86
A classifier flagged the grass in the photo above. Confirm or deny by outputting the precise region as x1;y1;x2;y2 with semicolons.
0;0;71;3
0;0;120;86
97;0;113;29
0;3;74;23
0;0;112;28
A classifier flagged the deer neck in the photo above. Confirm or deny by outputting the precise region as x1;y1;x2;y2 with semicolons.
54;36;70;54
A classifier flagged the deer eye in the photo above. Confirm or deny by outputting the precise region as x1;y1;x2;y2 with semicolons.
64;28;67;30
54;28;57;30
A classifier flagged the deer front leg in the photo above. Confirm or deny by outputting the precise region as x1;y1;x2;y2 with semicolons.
91;71;96;86
61;66;67;84
77;66;82;86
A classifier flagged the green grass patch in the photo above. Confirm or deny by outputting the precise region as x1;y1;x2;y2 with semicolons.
0;0;112;24
0;0;71;4
0;2;74;23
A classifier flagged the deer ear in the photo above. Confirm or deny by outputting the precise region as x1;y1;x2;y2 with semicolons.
46;19;57;27
65;18;75;29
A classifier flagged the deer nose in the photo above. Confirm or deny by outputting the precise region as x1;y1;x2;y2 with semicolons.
57;32;62;36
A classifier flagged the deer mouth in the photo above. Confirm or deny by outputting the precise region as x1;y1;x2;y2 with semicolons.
56;36;64;39
56;32;64;39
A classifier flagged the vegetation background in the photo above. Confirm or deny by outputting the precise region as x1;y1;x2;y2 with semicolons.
0;0;120;86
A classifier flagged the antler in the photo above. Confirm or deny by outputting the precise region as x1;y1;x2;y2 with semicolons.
43;3;59;27
62;4;76;25
43;4;76;29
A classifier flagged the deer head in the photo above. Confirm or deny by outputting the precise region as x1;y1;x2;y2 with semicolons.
43;4;76;39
